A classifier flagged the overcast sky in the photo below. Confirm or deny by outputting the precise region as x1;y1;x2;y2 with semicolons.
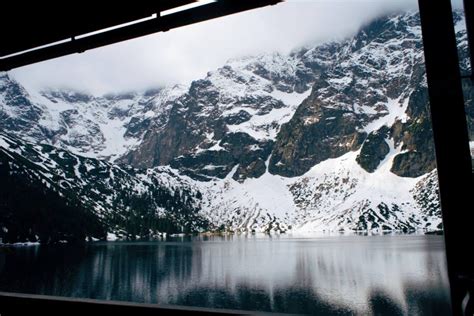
10;0;463;95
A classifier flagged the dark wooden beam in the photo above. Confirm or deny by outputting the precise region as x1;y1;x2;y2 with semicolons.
0;292;251;316
0;1;195;57
0;0;281;71
418;0;474;315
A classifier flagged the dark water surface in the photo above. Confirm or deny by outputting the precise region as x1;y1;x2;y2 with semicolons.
0;234;451;315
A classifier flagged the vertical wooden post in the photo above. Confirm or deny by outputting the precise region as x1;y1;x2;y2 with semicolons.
418;0;474;315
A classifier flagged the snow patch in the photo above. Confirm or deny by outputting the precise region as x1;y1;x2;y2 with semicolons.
107;233;119;241
0;137;10;149
363;97;408;133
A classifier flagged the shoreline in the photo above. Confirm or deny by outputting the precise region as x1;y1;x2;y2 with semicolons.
0;229;444;247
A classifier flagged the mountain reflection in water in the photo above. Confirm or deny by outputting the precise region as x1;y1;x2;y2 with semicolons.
0;235;451;315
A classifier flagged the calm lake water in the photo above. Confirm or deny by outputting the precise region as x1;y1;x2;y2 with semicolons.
0;234;451;315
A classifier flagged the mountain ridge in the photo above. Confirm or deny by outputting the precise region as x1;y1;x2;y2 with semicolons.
1;10;472;242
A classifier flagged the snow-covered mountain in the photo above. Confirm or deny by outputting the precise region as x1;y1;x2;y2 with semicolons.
0;74;188;162
0;132;208;243
0;10;472;242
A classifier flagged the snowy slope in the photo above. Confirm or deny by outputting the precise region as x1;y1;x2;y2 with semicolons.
198;122;441;233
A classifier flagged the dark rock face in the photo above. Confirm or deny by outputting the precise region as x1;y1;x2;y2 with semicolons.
224;110;252;125
124;117;152;138
119;52;318;179
391;87;437;177
120;79;229;168
269;94;366;177
170;133;273;182
0;74;44;138
171;150;235;180
391;152;432;177
357;126;390;173
233;159;267;181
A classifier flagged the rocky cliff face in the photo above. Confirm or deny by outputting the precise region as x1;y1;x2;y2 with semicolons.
390;86;437;177
119;53;317;180
270;13;427;177
0;10;472;241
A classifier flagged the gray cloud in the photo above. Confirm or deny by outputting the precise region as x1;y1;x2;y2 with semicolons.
10;0;462;95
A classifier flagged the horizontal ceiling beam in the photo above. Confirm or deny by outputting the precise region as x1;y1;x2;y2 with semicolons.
0;1;195;57
0;0;281;72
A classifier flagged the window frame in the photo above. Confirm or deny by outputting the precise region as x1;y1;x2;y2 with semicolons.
1;0;473;315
